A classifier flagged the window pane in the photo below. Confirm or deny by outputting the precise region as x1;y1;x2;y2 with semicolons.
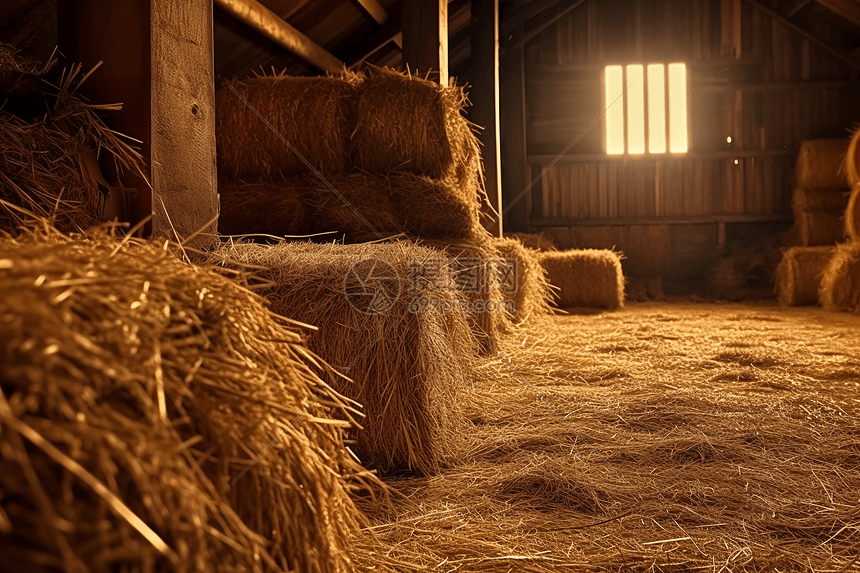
626;65;645;154
668;63;688;153
647;64;666;153
605;65;624;155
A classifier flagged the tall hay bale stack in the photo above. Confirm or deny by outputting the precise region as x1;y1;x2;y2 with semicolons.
216;74;358;180
819;241;860;313
791;187;850;214
843;125;860;187
795;139;850;189
218;180;310;236
0;226;377;573
493;237;552;324
845;184;860;242
214;240;476;475
794;210;846;246
540;249;625;309
505;232;558;251
350;67;483;204
775;246;835;306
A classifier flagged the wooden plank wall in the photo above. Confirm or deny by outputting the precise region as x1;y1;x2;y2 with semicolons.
522;0;859;227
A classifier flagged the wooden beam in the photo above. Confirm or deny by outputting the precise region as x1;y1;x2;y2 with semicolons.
500;0;587;59
59;0;219;246
499;37;529;231
742;0;860;71
347;3;404;68
353;0;389;25
783;0;813;18
402;0;448;82
214;0;344;73
471;0;503;237
529;214;794;227
812;0;860;27
150;0;218;246
527;149;797;164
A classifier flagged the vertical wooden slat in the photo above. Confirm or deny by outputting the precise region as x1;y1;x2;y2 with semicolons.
402;0;448;83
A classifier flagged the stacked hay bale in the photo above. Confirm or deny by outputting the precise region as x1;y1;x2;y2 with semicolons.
0;226;380;573
0;43;146;234
791;140;851;246
819;242;860;312
212;240;476;475
539;249;625;310
493;236;553;324
775;246;835;306
216;67;512;352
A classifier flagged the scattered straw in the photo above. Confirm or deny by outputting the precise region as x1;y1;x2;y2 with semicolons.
819;241;860;313
795;139;850;189
775;246;835;306
540;249;625;309
0;224;379;573
210;239;477;475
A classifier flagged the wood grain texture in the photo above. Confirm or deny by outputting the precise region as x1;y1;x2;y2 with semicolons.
151;0;218;247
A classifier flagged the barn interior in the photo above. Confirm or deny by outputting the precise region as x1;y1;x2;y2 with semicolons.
2;0;860;571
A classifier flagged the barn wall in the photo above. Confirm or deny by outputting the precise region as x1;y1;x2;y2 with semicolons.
506;0;860;290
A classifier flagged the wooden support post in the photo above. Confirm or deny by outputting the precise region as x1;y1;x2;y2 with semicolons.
471;0;503;237
402;0;448;84
500;38;528;232
59;0;219;247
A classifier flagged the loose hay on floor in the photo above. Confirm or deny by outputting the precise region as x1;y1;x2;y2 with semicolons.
493;236;552;324
353;304;860;572
215;74;358;180
0;225;379;573
819;241;860;313
539;249;625;309
211;240;477;475
794;138;851;189
775;246;835;306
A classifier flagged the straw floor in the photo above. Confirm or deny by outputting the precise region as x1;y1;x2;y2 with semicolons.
355;302;860;572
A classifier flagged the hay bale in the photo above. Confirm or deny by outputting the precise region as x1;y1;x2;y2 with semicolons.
540;249;625;309
795;210;845;246
791;187;850;215
775;246;835;306
213;240;476;475
845;184;860;242
216;74;358;180
0;225;377;573
421;236;510;355
351;67;481;194
493;237;553;324
504;232;558;251
795;139;850;189
819;241;860;313
218;180;309;237
842;124;860;187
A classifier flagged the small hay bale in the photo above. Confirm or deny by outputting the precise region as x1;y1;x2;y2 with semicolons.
216;74;357;180
791;187;850;215
845;184;860;242
217;180;309;237
794;210;845;246
819;241;860;313
775;246;835;306
213;240;476;475
493;236;552;324
842;124;860;187
795;139;850;189
0;225;377;573
504;232;558;251
351;67;480;191
540;249;625;309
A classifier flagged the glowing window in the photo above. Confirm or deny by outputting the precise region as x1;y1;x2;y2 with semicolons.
604;63;688;155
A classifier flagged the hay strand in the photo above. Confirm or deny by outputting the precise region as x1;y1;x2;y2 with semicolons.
842;123;860;187
845;184;860;242
775;246;835;306
504;232;558;252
